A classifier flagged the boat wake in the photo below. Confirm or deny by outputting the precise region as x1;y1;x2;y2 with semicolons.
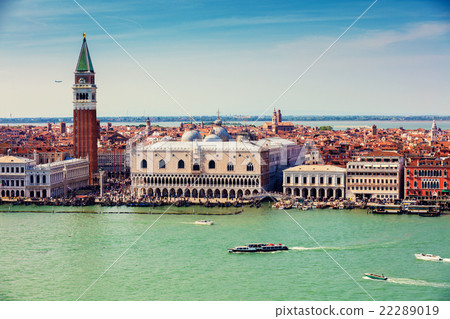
442;258;450;263
290;243;380;251
387;278;450;289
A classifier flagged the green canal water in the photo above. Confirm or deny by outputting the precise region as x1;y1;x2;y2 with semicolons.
0;205;449;301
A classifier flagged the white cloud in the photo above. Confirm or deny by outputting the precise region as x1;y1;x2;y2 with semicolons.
347;21;450;48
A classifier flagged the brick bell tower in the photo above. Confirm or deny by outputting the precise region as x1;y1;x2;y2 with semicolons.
73;33;98;184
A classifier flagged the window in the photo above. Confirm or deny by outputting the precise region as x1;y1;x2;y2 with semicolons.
21;167;24;173
319;177;324;184
286;176;291;184
159;159;166;169
295;177;299;184
311;177;316;184
193;163;200;171
43;176;46;184
227;162;234;171
303;177;307;184
208;160;216;169
30;175;34;184
141;159;147;169
178;160;185;169
246;162;254;171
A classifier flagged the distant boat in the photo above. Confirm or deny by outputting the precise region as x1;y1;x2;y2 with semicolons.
414;253;443;262
194;220;214;225
55;80;63;83
364;273;387;280
228;243;288;253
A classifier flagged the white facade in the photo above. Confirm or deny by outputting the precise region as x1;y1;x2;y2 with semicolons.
130;140;270;199
283;165;346;199
0;156;35;198
346;152;404;200
26;158;90;198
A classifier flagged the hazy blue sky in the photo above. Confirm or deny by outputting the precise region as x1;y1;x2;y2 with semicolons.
0;0;449;118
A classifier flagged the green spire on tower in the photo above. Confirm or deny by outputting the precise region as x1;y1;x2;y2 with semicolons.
76;33;94;72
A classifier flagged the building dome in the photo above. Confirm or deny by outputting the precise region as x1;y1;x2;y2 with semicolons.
204;134;222;142
214;118;222;126
181;129;202;142
213;126;231;141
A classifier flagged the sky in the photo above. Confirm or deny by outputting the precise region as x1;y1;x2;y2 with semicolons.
0;0;449;118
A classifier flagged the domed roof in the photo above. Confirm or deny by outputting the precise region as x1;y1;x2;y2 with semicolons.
213;126;231;141
214;118;222;126
204;134;222;142
181;129;202;142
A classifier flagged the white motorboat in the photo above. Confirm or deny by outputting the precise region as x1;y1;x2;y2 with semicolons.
414;253;443;262
194;220;214;225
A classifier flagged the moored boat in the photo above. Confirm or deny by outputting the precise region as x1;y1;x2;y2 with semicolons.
364;273;387;280
194;220;214;225
414;253;443;262
228;243;288;253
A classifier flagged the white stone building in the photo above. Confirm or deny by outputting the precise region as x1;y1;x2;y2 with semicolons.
26;158;90;198
283;165;346;199
346;151;404;200
130;122;301;198
0;155;35;198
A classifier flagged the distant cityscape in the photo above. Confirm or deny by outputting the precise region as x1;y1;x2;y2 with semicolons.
2;115;450;125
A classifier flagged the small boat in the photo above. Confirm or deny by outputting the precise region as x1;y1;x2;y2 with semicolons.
364;273;387;280
414;253;443;262
418;212;440;217
228;243;288;253
194;220;214;225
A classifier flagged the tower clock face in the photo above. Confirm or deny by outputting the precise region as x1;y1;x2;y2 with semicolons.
78;77;85;84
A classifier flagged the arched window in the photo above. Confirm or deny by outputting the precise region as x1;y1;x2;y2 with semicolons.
208;160;215;169
141;159;147;169
159;159;166;169
227;162;234;171
193;163;200;171
178;160;185;169
406;181;410;188
246;162;254;171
